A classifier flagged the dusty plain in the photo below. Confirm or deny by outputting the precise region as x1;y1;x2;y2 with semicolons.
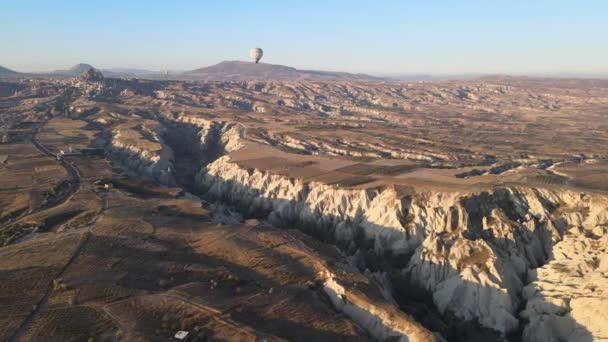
0;68;607;341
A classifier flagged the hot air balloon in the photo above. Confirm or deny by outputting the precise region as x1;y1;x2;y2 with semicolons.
249;48;263;64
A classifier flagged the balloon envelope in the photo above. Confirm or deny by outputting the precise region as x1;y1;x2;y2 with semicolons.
249;48;263;63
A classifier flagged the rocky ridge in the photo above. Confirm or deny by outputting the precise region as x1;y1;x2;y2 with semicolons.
106;119;176;186
104;115;608;341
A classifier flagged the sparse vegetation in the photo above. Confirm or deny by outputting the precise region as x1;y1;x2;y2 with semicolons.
42;180;71;202
102;177;177;198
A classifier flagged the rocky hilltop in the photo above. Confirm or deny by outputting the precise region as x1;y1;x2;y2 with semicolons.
77;67;104;82
52;63;96;76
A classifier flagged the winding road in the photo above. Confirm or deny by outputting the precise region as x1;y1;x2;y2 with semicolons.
0;121;82;227
31;124;82;202
7;120;105;341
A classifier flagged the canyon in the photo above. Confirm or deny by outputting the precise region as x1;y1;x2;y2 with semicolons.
1;69;607;341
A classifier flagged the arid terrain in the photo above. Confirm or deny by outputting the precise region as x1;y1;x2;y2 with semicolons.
1;65;607;342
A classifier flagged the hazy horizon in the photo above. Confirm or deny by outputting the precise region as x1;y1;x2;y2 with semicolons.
4;61;608;80
2;0;607;76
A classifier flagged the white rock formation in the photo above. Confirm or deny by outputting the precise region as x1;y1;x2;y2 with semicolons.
323;270;440;342
521;194;608;342
108;116;608;340
194;149;608;339
106;120;176;186
176;116;245;157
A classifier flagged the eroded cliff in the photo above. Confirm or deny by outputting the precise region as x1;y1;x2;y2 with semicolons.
107;116;608;341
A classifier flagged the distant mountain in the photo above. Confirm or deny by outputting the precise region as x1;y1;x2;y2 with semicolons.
181;61;386;81
103;67;156;75
0;66;20;76
52;64;161;78
53;63;96;76
101;67;157;78
387;74;435;82
386;73;492;82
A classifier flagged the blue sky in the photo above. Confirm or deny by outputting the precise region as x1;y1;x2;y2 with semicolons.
1;0;607;74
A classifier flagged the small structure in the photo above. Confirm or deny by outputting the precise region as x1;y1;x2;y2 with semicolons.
174;330;189;340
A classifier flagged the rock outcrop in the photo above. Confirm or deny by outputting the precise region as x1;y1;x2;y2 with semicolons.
105;115;608;341
323;270;440;342
175;116;245;158
106;119;176;186
77;68;105;83
521;196;608;342
185;121;608;340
